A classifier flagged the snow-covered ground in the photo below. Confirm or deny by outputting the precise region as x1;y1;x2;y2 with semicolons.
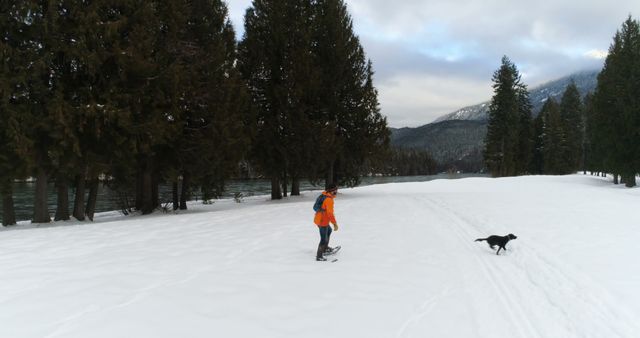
2;175;640;338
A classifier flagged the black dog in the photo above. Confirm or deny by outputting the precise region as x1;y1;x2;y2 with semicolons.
475;234;517;255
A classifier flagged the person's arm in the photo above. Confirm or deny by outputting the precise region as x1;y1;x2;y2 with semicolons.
326;198;338;230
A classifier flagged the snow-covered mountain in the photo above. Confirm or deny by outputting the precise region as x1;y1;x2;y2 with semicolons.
392;70;599;170
432;69;599;123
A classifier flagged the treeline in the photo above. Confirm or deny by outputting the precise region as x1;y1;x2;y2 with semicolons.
239;0;389;198
484;17;640;187
0;0;389;226
373;148;437;176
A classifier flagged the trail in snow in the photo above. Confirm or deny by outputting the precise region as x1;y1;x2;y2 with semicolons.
423;194;640;338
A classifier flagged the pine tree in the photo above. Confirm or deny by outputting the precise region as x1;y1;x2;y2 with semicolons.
46;0;96;221
484;56;530;177
591;16;640;187
583;93;599;174
281;0;319;196
240;0;291;199
239;0;322;199
531;110;545;175
312;0;389;187
162;0;249;207
340;60;389;185
0;1;26;226
540;98;565;174
12;1;54;223
515;83;533;174
558;81;583;173
97;1;179;214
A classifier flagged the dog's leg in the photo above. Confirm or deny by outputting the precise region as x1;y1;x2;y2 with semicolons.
496;246;502;255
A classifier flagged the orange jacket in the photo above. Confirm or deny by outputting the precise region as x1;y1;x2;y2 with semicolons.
314;191;337;227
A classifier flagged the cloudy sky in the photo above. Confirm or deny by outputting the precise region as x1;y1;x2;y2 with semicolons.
227;1;639;127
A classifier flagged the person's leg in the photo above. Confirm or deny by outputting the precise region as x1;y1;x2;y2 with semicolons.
317;226;329;259
325;225;333;253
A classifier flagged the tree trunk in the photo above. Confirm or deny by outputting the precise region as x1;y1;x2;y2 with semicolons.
85;177;99;221
271;177;282;200
142;165;154;215
624;175;636;188
72;173;86;221
291;177;300;196
281;172;288;198
135;169;143;211
172;180;179;210
152;172;159;210
32;167;50;223
326;162;334;190
179;172;190;210
54;175;70;221
332;159;340;187
119;191;131;215
613;174;619;185
1;182;16;226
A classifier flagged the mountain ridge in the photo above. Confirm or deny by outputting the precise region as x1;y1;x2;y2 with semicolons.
432;69;599;123
391;69;600;171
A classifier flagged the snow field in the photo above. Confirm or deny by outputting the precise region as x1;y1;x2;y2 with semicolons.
1;175;639;338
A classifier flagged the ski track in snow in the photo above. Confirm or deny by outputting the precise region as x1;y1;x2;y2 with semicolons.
395;285;453;338
39;203;299;338
423;195;640;338
424;196;542;338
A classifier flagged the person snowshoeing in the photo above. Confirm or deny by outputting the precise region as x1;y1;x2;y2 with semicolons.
314;183;339;261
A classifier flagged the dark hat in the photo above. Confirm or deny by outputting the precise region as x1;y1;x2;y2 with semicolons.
326;183;338;192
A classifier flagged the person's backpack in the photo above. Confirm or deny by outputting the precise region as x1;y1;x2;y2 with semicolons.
313;194;327;212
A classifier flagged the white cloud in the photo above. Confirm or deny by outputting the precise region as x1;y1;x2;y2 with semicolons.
227;0;637;127
378;74;492;127
584;49;608;59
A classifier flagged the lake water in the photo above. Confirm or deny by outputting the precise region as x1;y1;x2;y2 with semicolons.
1;174;484;222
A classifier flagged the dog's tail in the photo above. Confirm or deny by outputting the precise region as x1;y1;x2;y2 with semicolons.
474;238;486;242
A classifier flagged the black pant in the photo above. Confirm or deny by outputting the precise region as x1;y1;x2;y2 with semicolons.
317;225;332;258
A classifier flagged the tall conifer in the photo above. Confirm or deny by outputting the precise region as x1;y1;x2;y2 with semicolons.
592;16;640;187
484;56;530;177
559;81;583;173
540;98;565;174
312;0;389;187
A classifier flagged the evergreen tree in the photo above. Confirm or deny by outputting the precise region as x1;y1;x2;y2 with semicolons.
240;0;327;199
515;84;533;174
0;1;28;226
591;16;640;187
97;1;179;214
11;1;55;223
531;110;545;174
379;148;436;176
46;0;96;221
540;98;565;174
558;81;583;173
484;56;530;177
240;0;295;199
312;0;389;188
583;93;599;174
165;0;249;208
280;0;319;196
